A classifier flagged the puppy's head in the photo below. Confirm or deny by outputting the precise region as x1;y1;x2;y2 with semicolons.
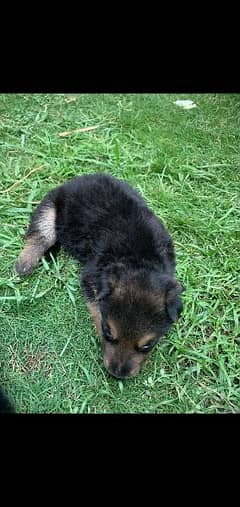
94;263;183;379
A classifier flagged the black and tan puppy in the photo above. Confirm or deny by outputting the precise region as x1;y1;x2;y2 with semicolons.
16;173;183;379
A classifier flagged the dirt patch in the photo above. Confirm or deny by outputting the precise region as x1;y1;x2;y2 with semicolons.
8;347;56;377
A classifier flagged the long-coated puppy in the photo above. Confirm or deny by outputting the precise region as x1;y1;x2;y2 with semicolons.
16;173;183;379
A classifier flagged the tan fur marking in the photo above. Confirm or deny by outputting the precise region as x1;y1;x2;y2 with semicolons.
86;302;102;336
19;238;42;261
137;332;156;348
16;206;56;275
37;207;56;243
15;236;45;274
112;281;165;311
108;318;119;340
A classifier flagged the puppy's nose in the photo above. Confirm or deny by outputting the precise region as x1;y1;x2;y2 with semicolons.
110;361;132;379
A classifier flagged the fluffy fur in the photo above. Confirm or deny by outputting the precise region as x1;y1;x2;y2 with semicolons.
16;173;183;378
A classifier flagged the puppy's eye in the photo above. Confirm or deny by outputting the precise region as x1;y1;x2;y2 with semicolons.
137;340;155;354
104;332;115;343
101;322;116;343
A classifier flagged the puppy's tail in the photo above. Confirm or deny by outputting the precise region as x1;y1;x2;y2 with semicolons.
0;386;15;413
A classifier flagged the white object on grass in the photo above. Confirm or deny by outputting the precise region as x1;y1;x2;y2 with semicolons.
174;99;197;109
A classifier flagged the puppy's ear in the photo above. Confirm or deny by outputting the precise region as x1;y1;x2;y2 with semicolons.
151;272;183;323
106;262;125;289
81;264;111;302
97;263;126;302
165;280;183;323
96;271;111;301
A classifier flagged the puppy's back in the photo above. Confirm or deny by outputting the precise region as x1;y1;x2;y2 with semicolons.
54;173;150;261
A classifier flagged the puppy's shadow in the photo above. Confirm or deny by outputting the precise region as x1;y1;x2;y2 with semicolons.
44;241;62;263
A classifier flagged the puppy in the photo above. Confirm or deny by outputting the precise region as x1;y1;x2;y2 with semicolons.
16;173;183;379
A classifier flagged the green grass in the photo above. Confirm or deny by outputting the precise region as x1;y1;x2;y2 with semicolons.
0;93;240;413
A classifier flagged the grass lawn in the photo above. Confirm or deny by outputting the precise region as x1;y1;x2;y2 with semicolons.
0;93;240;413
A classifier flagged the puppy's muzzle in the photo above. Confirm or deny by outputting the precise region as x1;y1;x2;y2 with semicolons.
106;360;139;379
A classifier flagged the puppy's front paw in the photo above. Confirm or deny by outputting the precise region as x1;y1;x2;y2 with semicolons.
15;255;37;276
15;238;42;276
